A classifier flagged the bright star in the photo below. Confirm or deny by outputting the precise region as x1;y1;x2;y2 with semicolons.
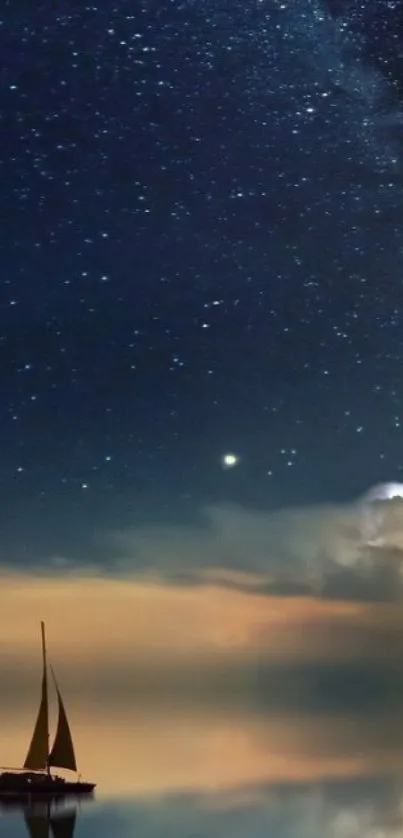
221;453;240;469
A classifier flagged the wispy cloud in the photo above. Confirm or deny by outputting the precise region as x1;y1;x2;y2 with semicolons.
3;493;403;601
107;495;403;601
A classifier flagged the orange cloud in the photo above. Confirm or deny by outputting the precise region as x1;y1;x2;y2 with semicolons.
1;571;403;675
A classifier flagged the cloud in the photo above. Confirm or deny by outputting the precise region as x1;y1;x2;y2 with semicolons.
4;488;403;602
106;493;403;602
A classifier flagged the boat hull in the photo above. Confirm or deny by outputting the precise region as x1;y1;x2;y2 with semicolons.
0;772;95;796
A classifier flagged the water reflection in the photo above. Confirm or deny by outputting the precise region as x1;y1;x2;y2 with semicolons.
0;796;93;838
1;710;403;838
16;774;401;838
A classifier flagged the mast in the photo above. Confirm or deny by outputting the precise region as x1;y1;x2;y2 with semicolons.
41;621;50;775
23;621;50;773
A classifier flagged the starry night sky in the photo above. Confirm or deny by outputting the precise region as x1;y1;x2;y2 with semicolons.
2;0;403;565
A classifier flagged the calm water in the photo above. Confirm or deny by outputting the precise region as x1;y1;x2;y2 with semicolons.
1;705;403;838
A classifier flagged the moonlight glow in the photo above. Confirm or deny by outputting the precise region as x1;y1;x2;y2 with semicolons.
363;482;403;502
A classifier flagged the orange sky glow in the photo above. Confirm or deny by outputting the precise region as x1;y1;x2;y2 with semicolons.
1;570;403;677
1;571;403;796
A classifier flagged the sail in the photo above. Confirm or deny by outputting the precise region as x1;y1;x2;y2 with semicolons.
23;673;49;769
48;677;77;772
24;623;49;770
50;811;77;838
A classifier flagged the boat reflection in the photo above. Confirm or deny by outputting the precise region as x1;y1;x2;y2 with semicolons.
0;793;94;838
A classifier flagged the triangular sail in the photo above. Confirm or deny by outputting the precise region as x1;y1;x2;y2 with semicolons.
48;672;77;772
24;622;49;770
50;811;77;838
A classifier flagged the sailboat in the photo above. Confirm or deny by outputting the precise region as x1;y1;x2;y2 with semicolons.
0;622;96;795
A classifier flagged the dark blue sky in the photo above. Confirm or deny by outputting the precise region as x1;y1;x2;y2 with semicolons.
1;0;403;563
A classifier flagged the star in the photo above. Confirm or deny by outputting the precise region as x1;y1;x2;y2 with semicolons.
1;0;403;568
220;453;240;469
